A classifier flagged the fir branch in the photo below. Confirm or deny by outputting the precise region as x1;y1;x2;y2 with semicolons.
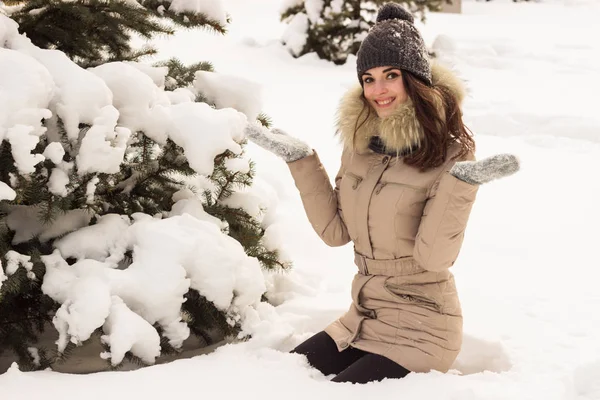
142;0;229;34
216;171;240;202
6;0;229;67
0;140;17;185
50;341;78;366
154;58;214;90
281;4;304;21
0;262;57;370
11;0;173;66
83;45;158;69
257;113;273;128
155;325;181;357
182;289;237;345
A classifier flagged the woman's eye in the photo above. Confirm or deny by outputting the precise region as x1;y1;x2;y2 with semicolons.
363;77;373;84
387;72;399;80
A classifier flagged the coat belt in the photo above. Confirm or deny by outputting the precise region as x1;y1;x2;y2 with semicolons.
354;252;425;276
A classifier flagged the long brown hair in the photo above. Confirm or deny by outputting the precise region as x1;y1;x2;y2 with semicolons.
356;70;475;172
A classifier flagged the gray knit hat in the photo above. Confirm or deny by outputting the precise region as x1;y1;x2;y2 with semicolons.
356;3;432;86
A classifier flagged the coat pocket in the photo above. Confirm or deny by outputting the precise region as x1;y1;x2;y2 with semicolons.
383;280;442;313
392;183;427;217
373;181;427;217
344;172;363;190
385;183;426;242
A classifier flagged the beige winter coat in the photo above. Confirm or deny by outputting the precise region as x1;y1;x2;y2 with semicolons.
287;64;478;373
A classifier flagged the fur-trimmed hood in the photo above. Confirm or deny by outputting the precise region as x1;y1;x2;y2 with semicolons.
335;62;466;154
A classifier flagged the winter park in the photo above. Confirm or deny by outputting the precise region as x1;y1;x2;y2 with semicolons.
0;0;599;398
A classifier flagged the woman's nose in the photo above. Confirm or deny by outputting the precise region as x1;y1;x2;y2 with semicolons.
374;81;388;95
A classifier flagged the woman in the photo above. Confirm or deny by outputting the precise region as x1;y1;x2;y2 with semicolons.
245;3;519;384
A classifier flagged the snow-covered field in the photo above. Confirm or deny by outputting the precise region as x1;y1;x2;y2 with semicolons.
2;0;600;399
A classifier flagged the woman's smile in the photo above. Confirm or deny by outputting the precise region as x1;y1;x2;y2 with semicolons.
374;97;396;107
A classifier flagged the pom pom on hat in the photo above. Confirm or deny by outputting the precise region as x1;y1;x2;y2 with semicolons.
376;3;414;24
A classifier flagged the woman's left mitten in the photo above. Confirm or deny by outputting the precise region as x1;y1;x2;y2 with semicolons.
449;154;520;185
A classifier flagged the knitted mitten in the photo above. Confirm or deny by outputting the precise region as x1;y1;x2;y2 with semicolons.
450;154;520;185
244;123;313;162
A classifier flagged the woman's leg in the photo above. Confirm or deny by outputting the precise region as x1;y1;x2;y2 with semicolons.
291;331;368;376
331;353;410;384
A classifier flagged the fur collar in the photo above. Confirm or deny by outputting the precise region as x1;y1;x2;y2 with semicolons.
335;62;466;154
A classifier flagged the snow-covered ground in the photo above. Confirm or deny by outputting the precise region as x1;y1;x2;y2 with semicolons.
2;0;600;399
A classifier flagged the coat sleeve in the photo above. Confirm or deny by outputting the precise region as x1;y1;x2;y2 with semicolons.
413;151;479;272
286;150;351;247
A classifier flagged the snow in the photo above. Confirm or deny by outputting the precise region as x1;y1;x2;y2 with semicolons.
170;191;227;230
165;87;196;104
48;165;71;197
5;124;46;174
261;223;293;266
0;261;6;291
44;142;72;196
193;70;263;120
224;157;251;174
90;62;171;145
168;101;246;175
0;14;19;44
54;214;131;262
168;0;228;25
304;0;324;24
2;0;600;399
0;48;53;143
4;250;33;277
11;45;115;143
26;348;40;367
135;215;264;313
85;176;100;204
125;61;169;89
330;0;344;14
100;296;162;365
280;0;304;13
0;14;254;193
75;107;131;175
40;212;269;362
0;47;54;174
43;142;65;164
53;275;112;352
4;208;94;244
281;13;309;56
0;181;16;201
221;176;279;225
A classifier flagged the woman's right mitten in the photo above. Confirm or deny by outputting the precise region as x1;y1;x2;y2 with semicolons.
244;123;313;162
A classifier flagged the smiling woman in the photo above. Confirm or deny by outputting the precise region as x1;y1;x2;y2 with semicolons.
244;1;520;385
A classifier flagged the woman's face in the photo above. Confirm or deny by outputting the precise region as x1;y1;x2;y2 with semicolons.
361;66;408;118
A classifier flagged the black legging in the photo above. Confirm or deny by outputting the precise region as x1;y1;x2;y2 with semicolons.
291;331;410;384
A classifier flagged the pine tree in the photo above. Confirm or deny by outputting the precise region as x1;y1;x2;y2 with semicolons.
0;3;288;371
2;0;229;68
281;0;447;64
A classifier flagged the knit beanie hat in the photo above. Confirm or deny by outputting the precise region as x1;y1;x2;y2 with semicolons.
356;3;432;86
